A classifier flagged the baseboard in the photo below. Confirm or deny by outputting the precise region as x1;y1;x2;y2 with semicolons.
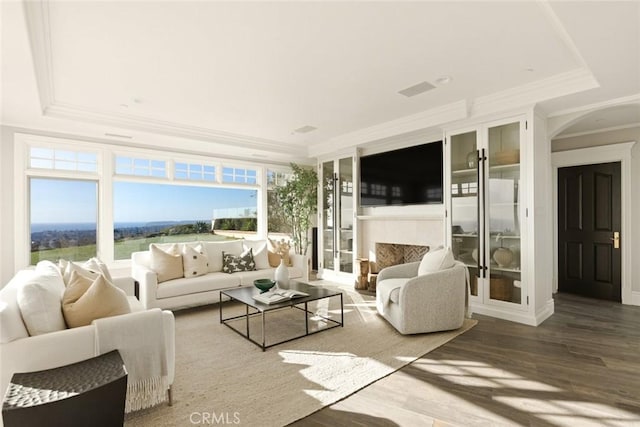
534;299;555;326
631;291;640;306
469;304;539;326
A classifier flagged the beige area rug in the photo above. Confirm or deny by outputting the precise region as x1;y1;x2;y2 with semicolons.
125;281;476;427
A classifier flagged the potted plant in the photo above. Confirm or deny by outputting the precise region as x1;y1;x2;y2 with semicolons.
275;163;318;256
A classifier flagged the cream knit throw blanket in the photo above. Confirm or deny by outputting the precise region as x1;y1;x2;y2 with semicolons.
94;308;168;412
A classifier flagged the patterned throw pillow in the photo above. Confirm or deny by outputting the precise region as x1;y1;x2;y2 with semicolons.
222;249;256;274
182;245;209;278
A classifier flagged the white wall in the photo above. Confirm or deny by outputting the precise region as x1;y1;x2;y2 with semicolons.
0;126;16;286
552;126;640;297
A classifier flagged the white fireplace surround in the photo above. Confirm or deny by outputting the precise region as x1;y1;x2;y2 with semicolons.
358;205;446;269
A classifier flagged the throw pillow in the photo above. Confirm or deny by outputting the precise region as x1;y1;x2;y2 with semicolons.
62;271;131;328
201;240;244;273
35;260;66;297
62;261;100;286
418;246;455;275
243;239;270;270
182;245;209;278
150;243;184;283
82;257;114;283
222;248;256;274
16;274;67;336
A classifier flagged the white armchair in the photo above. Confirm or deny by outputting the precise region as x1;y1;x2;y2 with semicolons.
375;261;467;334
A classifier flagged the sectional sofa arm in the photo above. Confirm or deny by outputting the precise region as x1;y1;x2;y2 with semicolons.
131;263;158;309
112;276;136;296
377;262;420;282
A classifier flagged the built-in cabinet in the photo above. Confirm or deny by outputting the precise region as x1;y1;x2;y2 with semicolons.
319;156;357;280
446;113;553;325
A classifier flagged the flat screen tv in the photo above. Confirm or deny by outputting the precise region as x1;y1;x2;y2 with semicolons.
360;140;443;207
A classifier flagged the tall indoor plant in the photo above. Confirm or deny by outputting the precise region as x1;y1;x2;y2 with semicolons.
275;163;318;255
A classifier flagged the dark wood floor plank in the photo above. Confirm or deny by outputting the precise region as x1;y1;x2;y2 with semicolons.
290;293;640;426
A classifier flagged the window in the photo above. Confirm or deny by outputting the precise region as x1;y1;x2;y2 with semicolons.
266;169;292;236
115;156;166;177
16;134;272;267
113;182;257;260
30;178;98;264
29;146;97;172
222;167;257;184
175;162;216;182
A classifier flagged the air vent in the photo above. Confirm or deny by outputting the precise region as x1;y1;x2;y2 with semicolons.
398;81;436;97
294;125;317;134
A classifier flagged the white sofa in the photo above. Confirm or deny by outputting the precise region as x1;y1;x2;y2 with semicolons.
0;266;175;418
131;239;308;311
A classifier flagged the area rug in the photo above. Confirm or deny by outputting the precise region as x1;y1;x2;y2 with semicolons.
124;281;476;426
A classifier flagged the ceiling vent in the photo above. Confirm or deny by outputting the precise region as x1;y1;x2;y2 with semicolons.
294;125;317;134
398;81;436;97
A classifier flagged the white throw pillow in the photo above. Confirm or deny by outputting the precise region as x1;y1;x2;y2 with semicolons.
201;240;244;273
62;261;100;285
150;243;184;283
17;274;67;336
82;257;114;283
182;245;209;278
62;271;131;328
243;239;270;270
418;246;455;275
35;260;66;297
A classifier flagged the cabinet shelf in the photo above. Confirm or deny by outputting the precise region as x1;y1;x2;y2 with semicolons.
489;163;519;171
452;233;478;238
452;168;477;175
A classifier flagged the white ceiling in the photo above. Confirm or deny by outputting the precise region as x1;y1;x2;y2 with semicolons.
1;1;639;163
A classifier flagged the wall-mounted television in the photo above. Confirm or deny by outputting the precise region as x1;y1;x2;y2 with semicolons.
359;140;443;207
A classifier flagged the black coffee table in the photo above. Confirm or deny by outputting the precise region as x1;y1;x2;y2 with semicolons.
219;281;343;351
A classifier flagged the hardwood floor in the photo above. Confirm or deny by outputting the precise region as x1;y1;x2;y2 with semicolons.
290;293;640;426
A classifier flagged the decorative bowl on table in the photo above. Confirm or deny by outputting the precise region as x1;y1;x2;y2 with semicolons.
254;279;276;293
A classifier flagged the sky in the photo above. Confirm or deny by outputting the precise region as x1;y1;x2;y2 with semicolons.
30;178;257;223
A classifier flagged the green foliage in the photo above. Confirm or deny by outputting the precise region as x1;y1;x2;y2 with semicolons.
275;163;318;255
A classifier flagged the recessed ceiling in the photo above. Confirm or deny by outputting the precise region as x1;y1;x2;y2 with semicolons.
1;1;639;162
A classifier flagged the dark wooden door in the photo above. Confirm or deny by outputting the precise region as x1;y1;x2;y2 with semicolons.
558;162;621;301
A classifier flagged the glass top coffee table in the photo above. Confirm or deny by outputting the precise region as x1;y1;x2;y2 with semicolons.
219;281;343;351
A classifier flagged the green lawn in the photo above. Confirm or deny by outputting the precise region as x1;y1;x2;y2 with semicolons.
31;233;233;264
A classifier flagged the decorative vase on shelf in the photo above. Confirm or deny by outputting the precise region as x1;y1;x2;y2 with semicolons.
275;259;290;289
466;151;477;168
493;247;514;268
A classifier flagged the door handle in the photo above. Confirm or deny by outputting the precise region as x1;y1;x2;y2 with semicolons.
611;231;620;249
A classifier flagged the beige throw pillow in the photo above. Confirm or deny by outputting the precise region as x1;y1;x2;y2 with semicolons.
62;271;131;328
182;244;209;278
150;243;184;283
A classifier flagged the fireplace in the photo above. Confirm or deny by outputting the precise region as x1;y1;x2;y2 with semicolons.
373;242;429;273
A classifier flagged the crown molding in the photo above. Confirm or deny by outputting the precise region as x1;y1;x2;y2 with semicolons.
308;100;468;158
470;68;599;118
23;0;55;113
547;93;640;118
44;102;306;156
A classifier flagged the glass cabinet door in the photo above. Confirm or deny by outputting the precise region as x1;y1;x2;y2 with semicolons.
450;130;479;296
487;122;521;304
338;157;353;273
322;161;335;270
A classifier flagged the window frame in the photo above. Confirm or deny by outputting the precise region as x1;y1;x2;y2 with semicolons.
14;133;285;271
